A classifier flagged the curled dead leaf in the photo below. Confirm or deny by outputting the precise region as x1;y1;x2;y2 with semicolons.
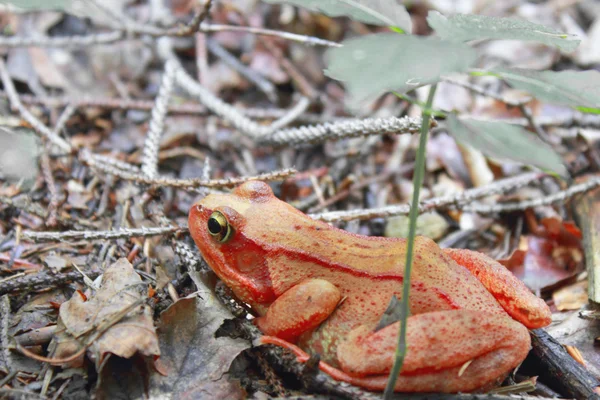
499;217;584;292
50;258;159;368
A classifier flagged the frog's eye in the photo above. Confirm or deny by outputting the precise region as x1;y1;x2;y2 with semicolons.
207;211;233;243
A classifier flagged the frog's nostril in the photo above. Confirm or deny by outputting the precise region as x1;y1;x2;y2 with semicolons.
196;204;204;213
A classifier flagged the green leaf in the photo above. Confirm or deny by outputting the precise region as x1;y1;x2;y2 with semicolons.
446;115;567;177
325;33;476;109
427;11;580;52
0;0;72;10
263;0;411;32
492;68;600;109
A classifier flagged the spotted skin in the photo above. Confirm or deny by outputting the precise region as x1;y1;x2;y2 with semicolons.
189;181;551;393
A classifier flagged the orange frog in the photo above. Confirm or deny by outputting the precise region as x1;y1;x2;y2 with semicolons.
189;181;551;393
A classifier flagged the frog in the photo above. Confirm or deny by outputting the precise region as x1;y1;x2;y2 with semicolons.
188;181;551;392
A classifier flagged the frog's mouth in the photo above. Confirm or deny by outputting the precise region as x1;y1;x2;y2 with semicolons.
188;203;277;308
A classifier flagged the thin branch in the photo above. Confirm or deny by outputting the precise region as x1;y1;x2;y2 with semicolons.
83;150;296;188
207;38;278;103
443;77;530;107
168;54;270;138
142;59;176;178
0;90;345;124
0;195;51;220
200;24;341;47
462;176;600;214
268;96;311;131
444;76;554;143
40;149;58;226
518;103;553;143
0;295;13;372
22;226;183;242
0;269;101;296
261;116;424;146
166;0;212;36
0;59;72;153
169;53;425;145
0;31;125;48
311;172;545;222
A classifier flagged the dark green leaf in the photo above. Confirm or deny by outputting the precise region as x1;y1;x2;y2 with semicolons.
446;115;567;177
492;68;600;109
263;0;411;32
427;11;580;52
325;33;476;109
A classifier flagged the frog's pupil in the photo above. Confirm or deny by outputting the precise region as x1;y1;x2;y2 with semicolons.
208;218;222;235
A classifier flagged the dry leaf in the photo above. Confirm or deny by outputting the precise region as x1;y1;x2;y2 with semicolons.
499;217;584;291
148;295;249;399
552;280;588;311
52;258;159;367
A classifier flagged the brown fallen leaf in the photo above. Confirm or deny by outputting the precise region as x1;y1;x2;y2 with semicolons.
147;293;249;399
552;280;588;311
499;216;584;292
51;258;159;368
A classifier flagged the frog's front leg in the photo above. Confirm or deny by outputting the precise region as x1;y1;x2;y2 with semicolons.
255;279;341;342
443;249;551;328
336;309;530;392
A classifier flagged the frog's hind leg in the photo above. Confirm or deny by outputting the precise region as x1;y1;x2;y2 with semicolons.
336;309;530;392
443;248;551;328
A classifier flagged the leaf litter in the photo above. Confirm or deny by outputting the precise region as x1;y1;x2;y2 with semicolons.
1;0;600;398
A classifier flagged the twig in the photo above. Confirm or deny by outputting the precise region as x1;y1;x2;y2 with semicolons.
443;77;530;107
200;24;341;47
53;104;77;134
166;0;212;36
169;52;425;145
22;226;183;242
260;36;318;99
530;329;600;399
518;103;553;143
0;90;344;124
311;172;544;222
0;296;13;373
84;150;296;188
0;59;72;153
168;54;270;138
142;59;177;178
261;116;424;146
0;24;339;49
0;31;125;48
0;269;101;296
444;77;554;143
207;38;278;103
268;96;311;131
462;176;600;213
0;195;51;220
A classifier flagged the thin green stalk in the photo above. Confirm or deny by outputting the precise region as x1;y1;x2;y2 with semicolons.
383;84;438;397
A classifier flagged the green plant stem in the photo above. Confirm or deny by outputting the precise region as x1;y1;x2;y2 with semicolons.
383;83;438;398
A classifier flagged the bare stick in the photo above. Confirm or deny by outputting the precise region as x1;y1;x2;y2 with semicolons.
207;38;278;103
262;116;424;146
83;149;296;188
311;172;544;222
22;226;183;242
0;59;72;153
200;24;340;47
462;176;600;213
0;269;101;296
268;96;311;131
142;59;176;178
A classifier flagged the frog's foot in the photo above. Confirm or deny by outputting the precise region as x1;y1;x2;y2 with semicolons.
336;309;530;393
444;248;551;329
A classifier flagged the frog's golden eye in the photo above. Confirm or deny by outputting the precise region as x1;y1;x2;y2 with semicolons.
207;211;232;243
